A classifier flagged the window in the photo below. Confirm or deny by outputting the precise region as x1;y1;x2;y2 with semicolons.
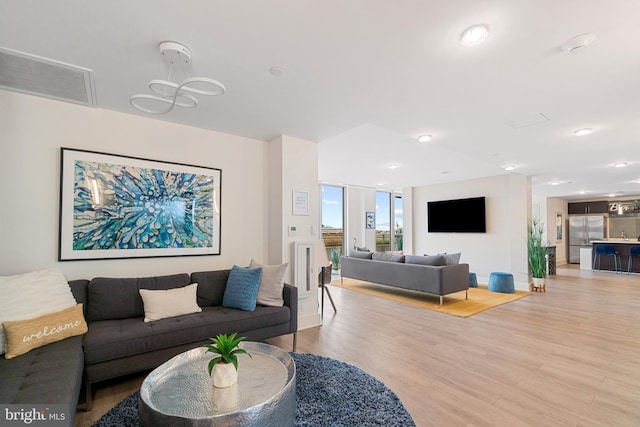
321;185;344;270
376;192;391;252
393;195;403;251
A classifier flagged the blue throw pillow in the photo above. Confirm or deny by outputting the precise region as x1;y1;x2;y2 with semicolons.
222;265;262;311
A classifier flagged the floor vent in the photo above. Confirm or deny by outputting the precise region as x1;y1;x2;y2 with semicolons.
0;47;96;106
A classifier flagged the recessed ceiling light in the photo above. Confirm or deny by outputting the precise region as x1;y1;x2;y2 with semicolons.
417;134;432;143
579;190;586;194
614;162;628;168
461;25;489;47
609;193;616;197
377;182;385;186
387;164;398;170
560;33;597;54
574;128;592;136
550;181;560;186
504;165;516;171
269;66;284;76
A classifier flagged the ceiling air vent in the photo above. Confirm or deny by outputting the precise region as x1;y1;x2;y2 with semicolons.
0;47;96;106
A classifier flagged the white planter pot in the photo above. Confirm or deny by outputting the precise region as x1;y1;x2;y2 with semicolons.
212;363;238;388
533;277;545;286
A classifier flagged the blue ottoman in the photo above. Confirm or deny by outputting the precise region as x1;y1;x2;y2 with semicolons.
488;272;515;293
469;272;478;288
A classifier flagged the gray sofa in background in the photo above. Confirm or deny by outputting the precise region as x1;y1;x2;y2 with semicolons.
71;269;298;409
340;252;469;305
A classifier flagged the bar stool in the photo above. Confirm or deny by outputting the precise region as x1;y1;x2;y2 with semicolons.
592;244;621;273
627;246;640;274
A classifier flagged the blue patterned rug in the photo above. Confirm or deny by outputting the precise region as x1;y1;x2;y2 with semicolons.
92;353;415;426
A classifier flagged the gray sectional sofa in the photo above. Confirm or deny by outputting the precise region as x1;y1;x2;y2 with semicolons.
0;268;298;423
340;252;469;305
0;281;86;427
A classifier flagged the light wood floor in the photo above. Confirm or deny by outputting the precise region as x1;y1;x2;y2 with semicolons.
74;266;640;427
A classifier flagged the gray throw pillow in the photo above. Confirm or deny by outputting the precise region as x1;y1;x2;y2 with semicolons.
349;250;374;259
355;246;370;252
425;252;462;265
372;252;405;263
406;254;446;266
444;252;461;264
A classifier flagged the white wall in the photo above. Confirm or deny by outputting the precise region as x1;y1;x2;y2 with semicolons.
267;135;320;329
0;90;266;280
345;186;376;251
546;197;568;265
411;174;531;290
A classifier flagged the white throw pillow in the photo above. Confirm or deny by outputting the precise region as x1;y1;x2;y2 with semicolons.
249;259;288;307
139;283;202;322
0;268;77;355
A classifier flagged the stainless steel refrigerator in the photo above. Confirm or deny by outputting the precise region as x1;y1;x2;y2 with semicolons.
568;215;606;263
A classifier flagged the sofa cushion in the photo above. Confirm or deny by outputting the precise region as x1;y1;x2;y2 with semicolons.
139;284;202;322
372;252;405;263
83;306;290;365
354;246;370;252
249;259;288;307
444;252;462;264
222;266;262;311
349;250;374;259
191;270;230;307
0;268;77;355
406;254;446;266
86;273;191;322
0;335;83;405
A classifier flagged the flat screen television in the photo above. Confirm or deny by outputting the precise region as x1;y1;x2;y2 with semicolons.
427;197;486;233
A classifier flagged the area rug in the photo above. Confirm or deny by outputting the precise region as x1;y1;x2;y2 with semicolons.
92;352;415;427
335;278;530;317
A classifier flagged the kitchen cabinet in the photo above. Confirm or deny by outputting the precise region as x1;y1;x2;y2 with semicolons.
568;201;609;215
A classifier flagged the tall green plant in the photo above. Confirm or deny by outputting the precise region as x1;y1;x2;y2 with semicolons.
331;248;340;269
527;218;548;279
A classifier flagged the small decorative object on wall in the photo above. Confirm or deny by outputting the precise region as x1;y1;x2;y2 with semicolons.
292;190;309;215
59;148;221;260
556;212;563;241
366;212;375;229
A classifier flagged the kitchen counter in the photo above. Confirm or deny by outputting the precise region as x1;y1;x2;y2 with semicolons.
591;241;640;273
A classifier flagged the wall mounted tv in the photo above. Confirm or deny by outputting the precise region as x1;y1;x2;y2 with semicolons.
427;196;486;233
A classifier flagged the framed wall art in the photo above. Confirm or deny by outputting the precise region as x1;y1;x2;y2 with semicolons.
59;148;221;260
292;190;309;215
366;212;375;229
556;212;563;241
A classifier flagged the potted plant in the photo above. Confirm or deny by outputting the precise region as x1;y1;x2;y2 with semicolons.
527;217;548;290
203;332;251;388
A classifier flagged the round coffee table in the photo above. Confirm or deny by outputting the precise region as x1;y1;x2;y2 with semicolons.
138;342;295;426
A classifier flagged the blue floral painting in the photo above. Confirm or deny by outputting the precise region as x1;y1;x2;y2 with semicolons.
72;160;215;251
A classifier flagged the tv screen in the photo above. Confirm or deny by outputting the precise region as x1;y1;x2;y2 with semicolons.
427;197;486;233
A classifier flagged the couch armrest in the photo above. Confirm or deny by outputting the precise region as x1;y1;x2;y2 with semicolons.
282;283;298;334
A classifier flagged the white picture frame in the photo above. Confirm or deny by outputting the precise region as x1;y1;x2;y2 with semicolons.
292;190;309;215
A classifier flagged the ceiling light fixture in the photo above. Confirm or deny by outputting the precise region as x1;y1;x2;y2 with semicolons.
574;128;592;136
560;33;597;54
269;66;284;76
130;42;225;115
614;162;628;168
417;134;432;143
504;165;516;171
387;164;398;170
460;25;489;47
550;181;560;186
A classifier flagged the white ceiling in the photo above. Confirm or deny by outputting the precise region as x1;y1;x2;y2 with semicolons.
2;0;640;200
